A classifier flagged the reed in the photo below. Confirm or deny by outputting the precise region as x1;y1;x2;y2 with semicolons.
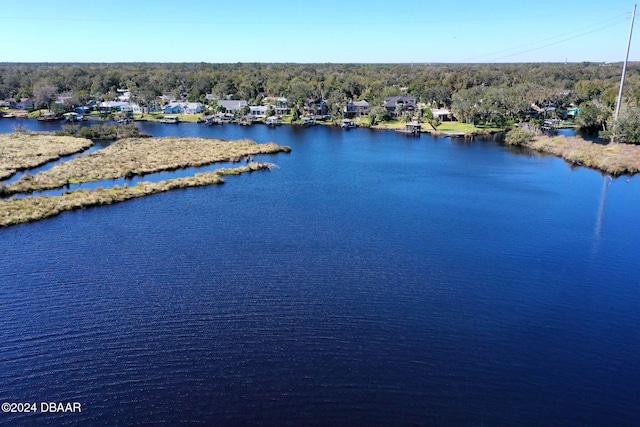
525;135;640;176
0;163;277;227
0;134;93;180
4;137;291;195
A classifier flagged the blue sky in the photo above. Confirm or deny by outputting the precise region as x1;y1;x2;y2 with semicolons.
2;0;638;63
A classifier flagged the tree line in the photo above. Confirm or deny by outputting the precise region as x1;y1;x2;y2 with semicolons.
1;62;639;142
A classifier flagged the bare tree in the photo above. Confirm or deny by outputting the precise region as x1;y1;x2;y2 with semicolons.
33;84;58;111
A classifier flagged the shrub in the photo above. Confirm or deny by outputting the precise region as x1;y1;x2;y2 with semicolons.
505;126;534;146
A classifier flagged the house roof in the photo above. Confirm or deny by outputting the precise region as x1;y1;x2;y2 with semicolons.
431;108;450;116
217;100;248;110
263;96;288;103
383;96;416;108
101;101;129;108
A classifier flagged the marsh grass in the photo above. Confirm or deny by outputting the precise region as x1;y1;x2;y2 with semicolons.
0;163;277;227
0;134;93;181
4;137;291;194
523;135;640;176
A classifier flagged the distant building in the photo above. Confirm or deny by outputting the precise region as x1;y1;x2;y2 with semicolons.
99;101;130;112
162;102;203;115
117;90;131;102
344;100;369;118
217;100;248;114
307;98;329;117
263;97;290;115
16;98;34;110
431;108;451;121
383;96;416;115
55;95;73;106
249;105;269;117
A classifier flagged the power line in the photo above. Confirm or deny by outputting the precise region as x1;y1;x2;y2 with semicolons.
463;13;628;62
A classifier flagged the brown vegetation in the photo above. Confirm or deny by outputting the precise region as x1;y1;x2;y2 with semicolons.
520;135;640;176
0;163;276;227
0;134;93;180
3;137;291;194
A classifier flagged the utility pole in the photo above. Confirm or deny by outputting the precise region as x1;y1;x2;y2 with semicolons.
614;3;636;121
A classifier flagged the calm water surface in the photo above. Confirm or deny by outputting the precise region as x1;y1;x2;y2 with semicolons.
1;120;639;426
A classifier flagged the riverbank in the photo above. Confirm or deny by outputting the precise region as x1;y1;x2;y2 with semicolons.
125;112;507;137
2;137;290;195
515;135;640;176
0;163;276;227
0;133;94;180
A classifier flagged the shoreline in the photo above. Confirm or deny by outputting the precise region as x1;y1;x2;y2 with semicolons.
511;135;640;176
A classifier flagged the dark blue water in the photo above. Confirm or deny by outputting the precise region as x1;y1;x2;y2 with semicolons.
1;121;639;426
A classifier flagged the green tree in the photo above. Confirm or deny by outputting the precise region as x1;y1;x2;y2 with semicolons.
370;105;391;122
576;101;611;134
422;107;441;130
608;107;640;144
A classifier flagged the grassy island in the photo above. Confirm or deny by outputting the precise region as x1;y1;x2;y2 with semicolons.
0;163;277;227
0;134;94;180
2;137;290;195
0;134;291;227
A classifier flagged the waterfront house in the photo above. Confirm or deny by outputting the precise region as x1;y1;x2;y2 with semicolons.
217;100;248;114
383;96;416;115
185;102;202;114
307;98;329;118
431;108;451;121
99;101;129;112
249;105;269;118
163;102;185;115
344;100;369;118
16;98;34;110
263;97;290;115
162;102;203;115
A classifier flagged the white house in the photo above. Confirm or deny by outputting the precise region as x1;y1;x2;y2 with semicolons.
249;105;269;117
217;100;248;114
99;101;129;112
263;97;290;115
184;102;203;114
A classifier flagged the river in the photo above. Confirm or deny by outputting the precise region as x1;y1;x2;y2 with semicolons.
1;119;639;425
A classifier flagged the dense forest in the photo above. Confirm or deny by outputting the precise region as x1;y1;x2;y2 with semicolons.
2;62;640;141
